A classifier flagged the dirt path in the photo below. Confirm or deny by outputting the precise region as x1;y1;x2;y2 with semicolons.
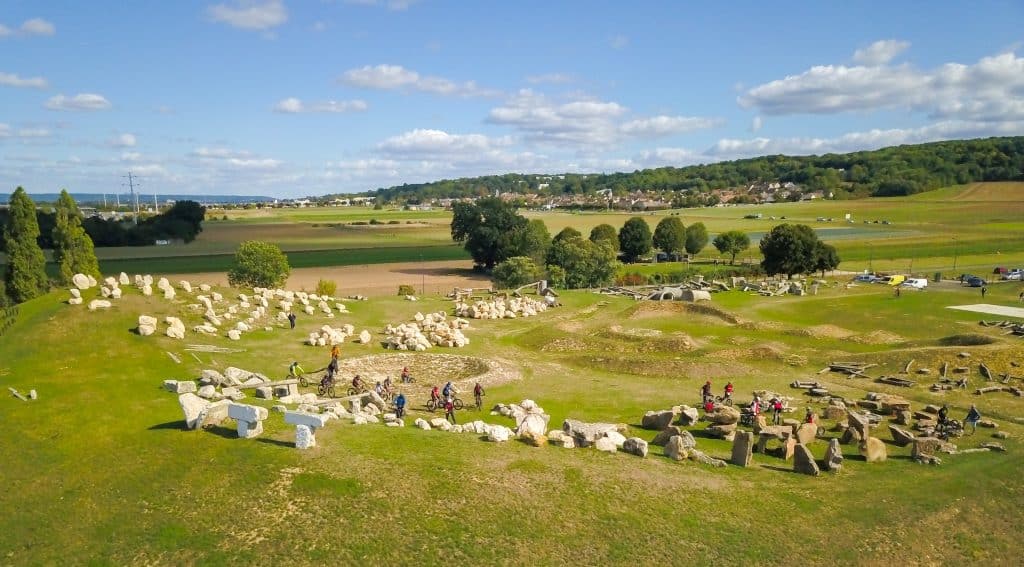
161;260;492;297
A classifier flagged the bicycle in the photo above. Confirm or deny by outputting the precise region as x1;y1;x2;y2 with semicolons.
714;394;734;407
317;378;337;398
347;384;370;396
474;393;483;411
935;419;963;440
427;396;464;412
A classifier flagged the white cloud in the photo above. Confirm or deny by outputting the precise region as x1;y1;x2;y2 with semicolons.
853;39;910;66
526;73;574;85
273;97;369;113
109;133;137;148
619;115;723;137
207;0;288;30
609;34;629;49
121;152;142;162
45;93;112;111
20;18;55;36
740;48;1024;124
190;146;281;170
340;64;501;97
344;0;418;11
487;89;627;146
635;147;707;167
0;71;48;88
707;120;1024;159
377;129;511;157
750;115;763;133
0;123;51;141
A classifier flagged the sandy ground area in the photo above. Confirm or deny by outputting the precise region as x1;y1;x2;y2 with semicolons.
161;260;492;297
947;303;1024;318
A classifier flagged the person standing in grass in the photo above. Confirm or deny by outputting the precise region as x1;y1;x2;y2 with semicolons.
445;397;457;424
287;312;297;329
981;286;987;299
771;398;784;425
965;404;982;434
330;343;340;360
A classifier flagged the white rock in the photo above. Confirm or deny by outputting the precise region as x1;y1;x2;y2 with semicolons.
87;299;112;311
197;385;219;399
138;324;155;336
604;431;627;448
118;272;130;285
72;273;91;290
139;315;158;327
295;424;316;449
180;280;192;293
111;288;122;299
142;285;153;296
70;288;82;299
221;387;244;401
227;330;241;340
178;393;210;429
595;437;618;453
487;426;512;442
415;418;431;430
358;330;372;344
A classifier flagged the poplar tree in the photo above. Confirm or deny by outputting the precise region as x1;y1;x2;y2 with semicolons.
52;189;100;284
3;187;49;302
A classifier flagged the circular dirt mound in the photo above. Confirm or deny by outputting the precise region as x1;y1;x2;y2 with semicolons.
335;353;520;392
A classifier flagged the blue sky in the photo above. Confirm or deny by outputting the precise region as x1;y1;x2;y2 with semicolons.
2;0;1023;198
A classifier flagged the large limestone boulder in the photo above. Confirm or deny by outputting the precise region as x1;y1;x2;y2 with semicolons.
688;450;727;468
604;430;627;448
664;435;690;461
88;299;112;311
730;431;754;467
118;272;130;285
563;419;624;448
594;437;617;453
414;418;431;430
824;438;844;472
859;437;887;463
516;413;548;438
652;425;687;446
888;425;916;447
623;437;648;457
641;409;678;430
163;379;196;394
72;273;91;290
793;443;820;476
705;423;737;440
847;411;871;439
178;393;209;429
677;405;700;426
197;385;220;399
704;405;741;425
295;424;315;449
487;426;512;442
358;330;372;344
796;423;818;445
911;437;956;459
199;369;227;386
520;431;547;447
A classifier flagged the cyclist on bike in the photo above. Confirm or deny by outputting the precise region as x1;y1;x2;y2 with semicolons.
383;375;392;395
749;395;761;416
701;380;713;404
430;385;440;405
374;381;385;397
442;381;455;401
326;356;339;380
352;374;364;392
937;404;949;426
395;392;406;419
473;382;485;410
723;381;733;401
401;366;411;383
288;361;305;380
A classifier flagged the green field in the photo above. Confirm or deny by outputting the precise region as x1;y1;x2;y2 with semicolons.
1;269;1023;563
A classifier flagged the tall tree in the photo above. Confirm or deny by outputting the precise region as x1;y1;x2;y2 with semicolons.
589;223;618;250
545;236;618;289
813;241;841;277
3;187;49;303
652;217;686;257
451;197;528;269
618;217;653;263
759;223;822;277
518;219;551;265
492;256;541;289
228;240;291;288
684;222;709;256
712;230;751;265
52;189;100;285
552;226;582;243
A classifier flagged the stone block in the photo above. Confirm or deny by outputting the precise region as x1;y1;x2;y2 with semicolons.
623;437;648;457
229;403;269;423
824;438;844;472
793;444;820;476
796;422;818;445
595;437;617;453
641;409;677;430
295;424;315;449
285;411;329;429
665;435;690;461
731;431;754;467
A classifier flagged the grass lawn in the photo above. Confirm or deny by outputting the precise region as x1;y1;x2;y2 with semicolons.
1;270;1022;563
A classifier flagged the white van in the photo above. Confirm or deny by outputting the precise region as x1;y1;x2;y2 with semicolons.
901;278;928;289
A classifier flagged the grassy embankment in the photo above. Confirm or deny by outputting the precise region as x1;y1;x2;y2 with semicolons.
1;270;1022;563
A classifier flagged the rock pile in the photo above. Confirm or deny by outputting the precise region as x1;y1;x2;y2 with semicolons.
383;312;470;350
454;296;549;319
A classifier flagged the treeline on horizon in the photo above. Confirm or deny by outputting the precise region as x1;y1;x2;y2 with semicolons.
367;136;1024;202
0;200;206;250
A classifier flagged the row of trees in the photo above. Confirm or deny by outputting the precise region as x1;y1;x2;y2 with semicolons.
0;200;206;249
2;188;100;305
373;136;1024;202
453;198;840;290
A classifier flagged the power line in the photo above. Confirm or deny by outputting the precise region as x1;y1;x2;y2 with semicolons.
122;171;141;225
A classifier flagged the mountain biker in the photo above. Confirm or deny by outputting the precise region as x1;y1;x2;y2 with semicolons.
374;381;384;397
749;396;761;416
771;398;784;425
442;381;455;400
703;399;715;413
352;374;364;392
701;380;712;404
288;361;305;380
804;407;816;424
401;366;411;383
383;375;392;395
395;392;406;418
473;382;485;410
723;381;734;400
326;356;339;380
430;385;440;405
937;404;949;426
444;397;457;424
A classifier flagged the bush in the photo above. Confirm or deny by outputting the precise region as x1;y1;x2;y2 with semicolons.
316;279;337;297
387;220;401;224
493;257;540;289
397;284;416;296
369;218;382;225
351;221;369;226
227;240;291;288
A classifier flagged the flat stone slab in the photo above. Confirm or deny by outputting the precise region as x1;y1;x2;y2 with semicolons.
947;304;1024;318
284;411;329;429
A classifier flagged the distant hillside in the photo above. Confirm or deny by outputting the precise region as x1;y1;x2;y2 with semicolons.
367;136;1024;202
0;193;275;206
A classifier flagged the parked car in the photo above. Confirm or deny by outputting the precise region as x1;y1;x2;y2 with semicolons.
965;276;986;287
901;278;928;289
1003;269;1023;281
878;275;906;286
853;274;880;283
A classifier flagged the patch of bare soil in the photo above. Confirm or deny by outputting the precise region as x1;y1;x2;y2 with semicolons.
705;341;789;362
608;324;663;338
807;324;857;339
334;353;520;402
626;301;745;326
849;330;905;344
578;355;753;379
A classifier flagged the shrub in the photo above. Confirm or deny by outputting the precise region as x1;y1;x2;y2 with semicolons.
316;279;337;297
397;284;416;296
388;220;401;225
492;256;540;289
351;221;369;226
369;218;382;225
227;240;291;288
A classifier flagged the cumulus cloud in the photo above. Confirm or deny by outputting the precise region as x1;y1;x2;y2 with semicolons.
273;97;369;113
376;129;511;157
853;39;910;66
487;90;626;146
340;64;500;97
190;146;282;169
109;133;137;148
45;93;112;111
619;115;723;137
344;0;419;11
739;48;1024;124
0;123;52;141
525;73;574;85
207;0;288;30
20;18;55;36
0;72;48;88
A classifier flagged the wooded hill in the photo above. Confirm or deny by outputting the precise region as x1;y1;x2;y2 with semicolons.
368;136;1024;202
